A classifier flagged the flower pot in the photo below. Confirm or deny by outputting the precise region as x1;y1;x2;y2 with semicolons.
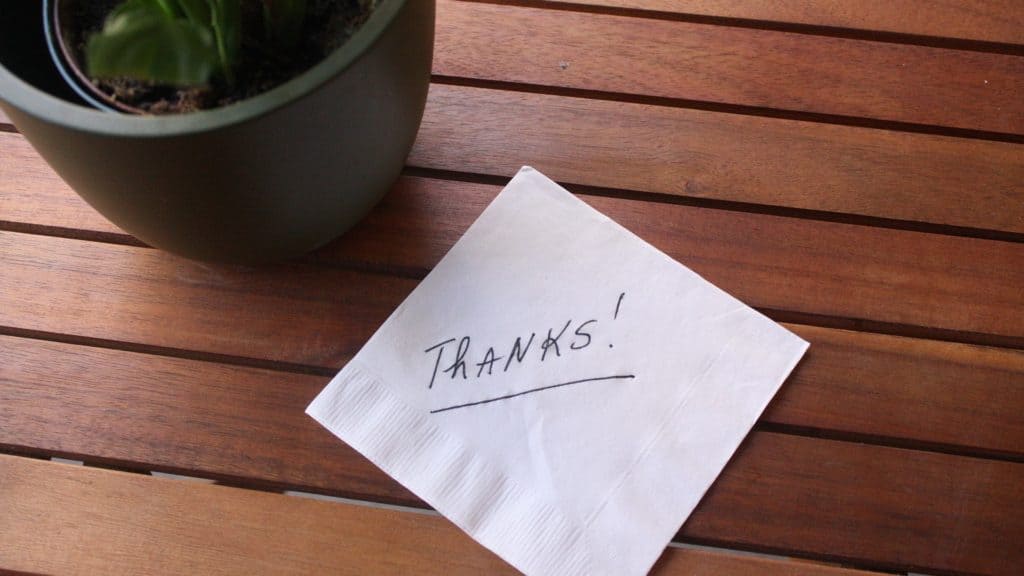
0;0;435;263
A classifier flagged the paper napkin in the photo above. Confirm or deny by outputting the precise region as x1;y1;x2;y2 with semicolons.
307;167;808;575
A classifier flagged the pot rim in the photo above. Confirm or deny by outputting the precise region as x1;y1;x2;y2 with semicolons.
0;0;409;137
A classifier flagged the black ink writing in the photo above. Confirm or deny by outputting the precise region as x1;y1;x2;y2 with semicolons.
424;338;457;389
445;336;471;380
476;347;503;377
541;320;572;361
571;319;596;350
424;292;628;389
431;374;636;414
503;333;535;373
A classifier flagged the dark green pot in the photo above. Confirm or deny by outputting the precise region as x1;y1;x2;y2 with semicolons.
0;0;434;263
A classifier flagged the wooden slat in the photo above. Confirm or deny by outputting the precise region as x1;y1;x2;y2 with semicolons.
435;0;1024;133
2;419;1020;575
0;230;411;368
685;432;1023;576
2;328;1020;501
541;0;1024;45
0;336;415;502
0;133;125;237
0;5;1018;575
6;84;1024;237
324;178;1024;342
2;179;1023;355
652;545;884;576
0;456;506;576
410;86;1024;234
0;455;889;576
3;130;1024;339
2;3;1022;135
768;325;1024;458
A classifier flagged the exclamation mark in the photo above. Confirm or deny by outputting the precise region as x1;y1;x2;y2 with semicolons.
610;292;625;348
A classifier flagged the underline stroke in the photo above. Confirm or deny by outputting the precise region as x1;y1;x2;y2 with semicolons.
430;374;636;414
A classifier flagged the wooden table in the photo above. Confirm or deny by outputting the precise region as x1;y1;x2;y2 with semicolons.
2;1;1022;575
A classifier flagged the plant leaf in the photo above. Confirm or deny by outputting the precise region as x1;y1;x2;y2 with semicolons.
175;0;212;26
209;0;241;84
86;4;220;86
107;0;168;19
153;0;184;18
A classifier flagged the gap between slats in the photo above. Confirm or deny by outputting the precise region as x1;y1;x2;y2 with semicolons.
429;75;1024;146
4;1;1024;143
2;230;1020;572
406;167;1024;245
458;0;1024;53
0;454;897;576
3;171;1022;349
0;429;1015;574
2;327;1022;466
433;0;1024;135
6;84;1023;239
2;227;1022;464
1;422;1020;575
4;77;1023;147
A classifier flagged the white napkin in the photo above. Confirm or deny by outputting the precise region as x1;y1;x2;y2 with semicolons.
308;167;808;575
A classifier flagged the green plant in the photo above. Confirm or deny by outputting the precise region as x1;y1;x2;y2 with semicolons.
85;0;307;87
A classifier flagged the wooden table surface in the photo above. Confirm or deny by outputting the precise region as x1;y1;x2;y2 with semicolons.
2;1;1023;575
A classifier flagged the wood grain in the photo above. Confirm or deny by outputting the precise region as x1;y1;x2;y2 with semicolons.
767;325;1024;458
1;4;1020;575
0;231;413;368
0;336;416;502
322;178;1024;342
4;130;1024;341
435;0;1024;133
0;455;890;576
2;424;1020;574
411;85;1024;234
2;330;1020;506
3;179;1023;360
537;0;1024;45
0;133;126;237
651;544;885;576
7;84;1024;237
685;432;1023;576
0;454;510;576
